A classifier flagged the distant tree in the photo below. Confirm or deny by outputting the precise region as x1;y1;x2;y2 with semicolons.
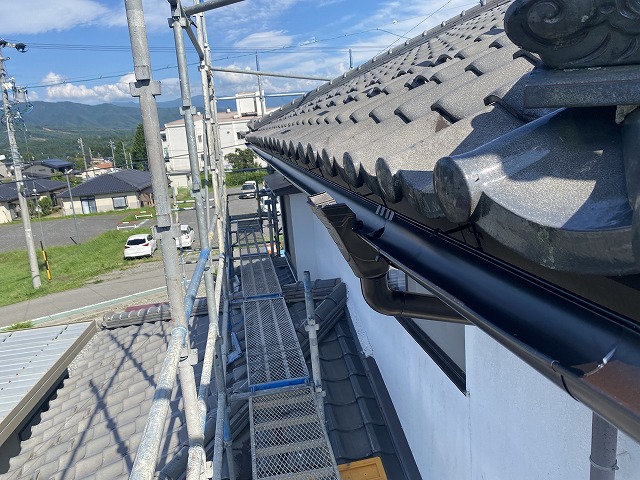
129;124;148;170
225;148;257;170
38;196;53;216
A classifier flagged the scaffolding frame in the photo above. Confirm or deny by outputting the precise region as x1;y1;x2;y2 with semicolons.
125;0;333;478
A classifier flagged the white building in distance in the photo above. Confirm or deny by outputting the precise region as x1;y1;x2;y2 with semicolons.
161;93;270;187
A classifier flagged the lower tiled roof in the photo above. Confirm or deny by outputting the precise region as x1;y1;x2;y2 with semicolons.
1;317;211;480
2;266;418;479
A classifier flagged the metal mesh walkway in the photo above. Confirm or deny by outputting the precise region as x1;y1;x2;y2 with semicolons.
241;257;282;299
238;227;268;257
237;218;340;480
244;298;308;388
250;388;340;480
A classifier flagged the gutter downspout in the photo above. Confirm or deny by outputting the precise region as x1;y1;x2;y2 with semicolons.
308;192;469;325
591;414;619;480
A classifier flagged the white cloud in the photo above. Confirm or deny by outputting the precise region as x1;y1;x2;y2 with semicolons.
207;0;305;33
0;0;110;34
0;0;172;34
235;31;293;49
42;72;135;103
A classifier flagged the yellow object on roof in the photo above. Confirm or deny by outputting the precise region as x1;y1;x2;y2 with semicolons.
338;457;387;480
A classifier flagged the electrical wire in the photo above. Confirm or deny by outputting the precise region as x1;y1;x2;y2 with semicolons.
14;1;479;96
378;0;459;55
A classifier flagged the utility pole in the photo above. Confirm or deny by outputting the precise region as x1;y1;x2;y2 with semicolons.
255;54;267;116
122;142;127;169
88;147;94;176
0;39;41;289
109;139;116;165
77;137;87;172
64;169;80;244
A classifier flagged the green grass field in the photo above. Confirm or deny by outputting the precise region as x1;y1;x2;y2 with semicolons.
0;228;157;307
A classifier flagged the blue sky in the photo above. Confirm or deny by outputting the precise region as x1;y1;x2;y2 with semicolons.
0;0;477;105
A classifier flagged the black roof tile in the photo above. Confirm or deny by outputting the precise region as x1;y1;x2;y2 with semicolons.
247;0;637;275
59;170;152;198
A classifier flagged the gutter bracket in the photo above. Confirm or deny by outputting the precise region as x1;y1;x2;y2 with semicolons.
308;192;468;324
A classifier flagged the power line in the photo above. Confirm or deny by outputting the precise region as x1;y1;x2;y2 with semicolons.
17;1;478;91
378;0;459;55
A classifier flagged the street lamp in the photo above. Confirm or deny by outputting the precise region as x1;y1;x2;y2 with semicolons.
64;169;80;244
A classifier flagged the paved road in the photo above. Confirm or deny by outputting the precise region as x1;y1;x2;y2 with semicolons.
0;186;261;327
0;214;122;253
0;186;257;253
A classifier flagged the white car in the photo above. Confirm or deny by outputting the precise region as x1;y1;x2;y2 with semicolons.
124;233;157;259
239;180;257;199
176;224;195;249
260;197;281;215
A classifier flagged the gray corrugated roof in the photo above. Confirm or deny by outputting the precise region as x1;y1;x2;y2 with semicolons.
246;0;636;276
59;170;152;198
0;323;94;436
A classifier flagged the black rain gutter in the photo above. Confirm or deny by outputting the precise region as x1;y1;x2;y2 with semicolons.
308;191;469;325
249;145;640;444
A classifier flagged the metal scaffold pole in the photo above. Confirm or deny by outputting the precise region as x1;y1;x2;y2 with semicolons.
304;271;323;395
193;4;236;479
170;0;243;477
124;1;195;478
0;40;40;289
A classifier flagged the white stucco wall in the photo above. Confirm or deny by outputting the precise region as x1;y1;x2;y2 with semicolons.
162;116;254;186
0;204;12;224
286;193;640;480
62;193;139;215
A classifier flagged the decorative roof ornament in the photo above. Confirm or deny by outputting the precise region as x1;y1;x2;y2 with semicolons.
504;0;640;69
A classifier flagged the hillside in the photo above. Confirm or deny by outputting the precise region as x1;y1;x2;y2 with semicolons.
0;101;182;163
0;95;295;164
27;101;181;130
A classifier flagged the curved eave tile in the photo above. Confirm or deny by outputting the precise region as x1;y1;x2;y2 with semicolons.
434;107;635;275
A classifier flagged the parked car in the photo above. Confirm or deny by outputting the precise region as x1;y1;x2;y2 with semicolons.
260;197;281;215
124;233;157;259
176;224;195;249
239;180;257;199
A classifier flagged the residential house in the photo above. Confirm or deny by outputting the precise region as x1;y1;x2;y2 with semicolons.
0;178;66;223
82;160;116;180
246;1;640;479
58;169;153;215
1;1;639;479
22;159;74;179
161;93;270;187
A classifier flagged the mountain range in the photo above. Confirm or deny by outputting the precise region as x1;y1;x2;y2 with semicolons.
0;94;292;164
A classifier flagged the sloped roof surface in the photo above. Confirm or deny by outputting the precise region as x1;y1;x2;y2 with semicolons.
0;184;17;202
286;281;420;479
59;169;152;197
246;0;637;276
1;264;417;479
0;179;66;202
40;159;74;169
1;318;211;480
